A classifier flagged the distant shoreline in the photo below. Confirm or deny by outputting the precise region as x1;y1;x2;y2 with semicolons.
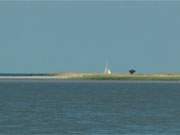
1;73;180;81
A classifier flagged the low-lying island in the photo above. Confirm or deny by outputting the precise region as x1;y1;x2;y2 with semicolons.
1;73;180;81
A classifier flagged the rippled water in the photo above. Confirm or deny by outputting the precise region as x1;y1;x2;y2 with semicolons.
0;80;180;134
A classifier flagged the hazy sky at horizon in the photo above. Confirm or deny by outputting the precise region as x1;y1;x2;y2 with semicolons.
0;1;180;73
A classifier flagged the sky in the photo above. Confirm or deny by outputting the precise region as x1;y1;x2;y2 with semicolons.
0;1;180;73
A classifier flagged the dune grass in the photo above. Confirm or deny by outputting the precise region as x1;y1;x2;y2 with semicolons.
58;73;180;81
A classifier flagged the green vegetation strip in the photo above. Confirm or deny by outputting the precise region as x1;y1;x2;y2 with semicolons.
66;74;180;81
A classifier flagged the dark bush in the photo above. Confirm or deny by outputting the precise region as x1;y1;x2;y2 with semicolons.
129;69;136;74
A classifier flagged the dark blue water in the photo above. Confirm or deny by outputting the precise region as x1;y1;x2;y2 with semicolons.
0;80;180;134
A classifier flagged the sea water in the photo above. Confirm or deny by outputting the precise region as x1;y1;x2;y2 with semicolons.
0;80;180;134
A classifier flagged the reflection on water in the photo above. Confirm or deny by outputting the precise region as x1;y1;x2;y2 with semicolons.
0;80;180;134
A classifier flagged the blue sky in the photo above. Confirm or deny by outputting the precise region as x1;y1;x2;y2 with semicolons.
0;1;180;73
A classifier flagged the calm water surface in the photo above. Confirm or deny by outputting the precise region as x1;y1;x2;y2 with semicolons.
0;80;180;135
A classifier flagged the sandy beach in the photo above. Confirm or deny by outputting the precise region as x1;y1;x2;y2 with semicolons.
1;73;180;81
